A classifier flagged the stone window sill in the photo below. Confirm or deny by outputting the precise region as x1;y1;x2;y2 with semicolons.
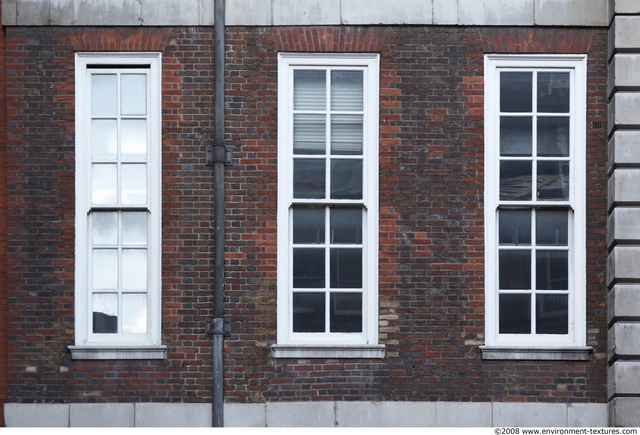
271;344;386;359
68;345;168;360
479;346;593;361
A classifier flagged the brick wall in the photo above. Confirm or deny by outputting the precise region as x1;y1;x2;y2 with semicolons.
0;3;7;427
5;25;608;406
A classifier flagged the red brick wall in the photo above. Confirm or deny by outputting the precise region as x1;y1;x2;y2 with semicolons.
0;4;7;427
4;25;608;405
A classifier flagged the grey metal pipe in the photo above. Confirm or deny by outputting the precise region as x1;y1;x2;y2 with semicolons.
212;0;226;427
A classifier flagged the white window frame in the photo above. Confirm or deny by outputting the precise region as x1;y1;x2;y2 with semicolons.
482;54;590;360
70;52;165;360
273;53;384;359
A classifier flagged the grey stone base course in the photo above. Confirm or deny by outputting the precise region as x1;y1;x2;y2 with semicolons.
4;401;608;427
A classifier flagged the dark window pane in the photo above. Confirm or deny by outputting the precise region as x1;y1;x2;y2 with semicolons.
294;114;326;155
499;209;531;246
330;159;362;199
293;207;325;244
536;294;568;334
537;73;570;113
500;161;532;201
293;248;325;288
93;293;118;334
330;248;362;289
536;210;568;246
330;208;362;244
537;161;569;201
293;292;325;332
499;250;531;290
500;72;532;113
330;292;362;333
293;159;325;199
499;294;531;334
500;116;532;156
536;250;568;290
537;117;570;157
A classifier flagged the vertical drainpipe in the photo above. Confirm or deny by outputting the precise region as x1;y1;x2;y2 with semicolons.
208;0;228;428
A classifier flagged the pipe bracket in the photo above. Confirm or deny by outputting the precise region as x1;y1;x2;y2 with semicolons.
206;145;233;166
206;316;231;337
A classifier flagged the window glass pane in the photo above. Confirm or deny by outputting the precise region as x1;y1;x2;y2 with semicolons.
538;73;570;113
330;248;362;289
92;249;118;289
330;159;363;200
121;164;147;204
293;248;325;288
122;212;148;245
331;208;362;244
500;117;532;156
498;209;531;246
91;120;118;160
536;294;568;334
293;207;325;244
330;292;362;333
499;250;531;290
92;164;117;204
331;114;363;155
122;293;147;333
537;117;570;157
92;293;118;333
293;292;325;332
331;70;363;111
536;250;568;290
294;70;326;111
121;74;147;116
537;161;569;201
92;212;118;245
536;210;568;246
499;294;531;334
122;249;147;290
500;161;532;201
91;74;117;116
121;119;147;160
500;72;532;113
293;114;326;155
293;159;325;199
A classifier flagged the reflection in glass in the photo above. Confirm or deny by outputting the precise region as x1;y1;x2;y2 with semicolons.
122;294;147;333
121;164;147;204
92;212;118;245
92;164;117;204
293;248;325;288
499;250;531;290
121;74;147;115
293;159;325;199
91;120;117;160
498;210;531;246
331;209;362;244
122;249;147;290
91;74;117;116
293;208;325;244
536;210;568;245
500;161;532;201
330;159;363;199
331;115;363;155
500;117;532;156
537;161;569;201
536;294;568;334
537;117;570;157
500;72;532;113
294;114;326;155
537;73;570;113
293;292;325;332
121;119;147;160
294;70;326;111
330;248;362;288
92;249;118;289
499;294;531;334
122;212;148;245
93;293;118;333
331;71;363;111
536;250;568;290
330;292;362;333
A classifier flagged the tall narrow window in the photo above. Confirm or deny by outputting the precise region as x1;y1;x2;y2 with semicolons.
484;55;587;354
72;53;164;359
275;54;383;358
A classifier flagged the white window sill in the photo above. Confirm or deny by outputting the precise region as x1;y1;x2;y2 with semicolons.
479;346;593;361
68;345;168;360
271;344;386;359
